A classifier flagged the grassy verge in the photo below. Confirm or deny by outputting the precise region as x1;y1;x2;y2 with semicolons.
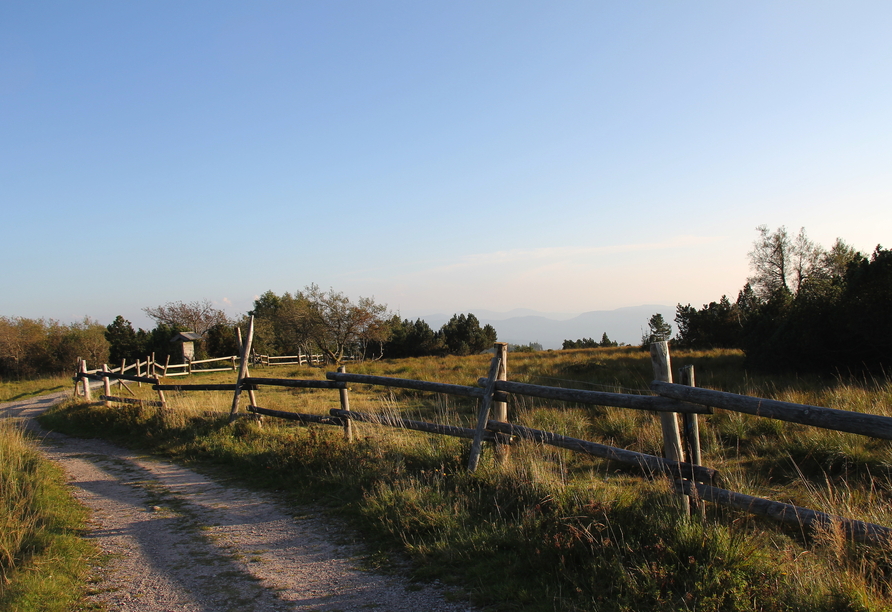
0;420;100;611
0;375;71;403
38;348;892;611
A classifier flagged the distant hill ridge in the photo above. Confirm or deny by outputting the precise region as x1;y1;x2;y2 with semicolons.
417;305;675;349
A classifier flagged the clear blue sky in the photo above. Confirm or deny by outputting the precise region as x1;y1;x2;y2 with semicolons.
2;2;891;329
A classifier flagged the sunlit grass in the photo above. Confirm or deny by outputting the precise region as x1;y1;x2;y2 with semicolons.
0;375;71;403
35;348;892;610
0;420;99;611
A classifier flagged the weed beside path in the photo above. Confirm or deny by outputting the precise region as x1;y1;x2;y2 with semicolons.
0;397;97;612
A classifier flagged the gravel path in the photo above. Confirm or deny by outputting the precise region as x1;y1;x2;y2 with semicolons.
1;393;477;612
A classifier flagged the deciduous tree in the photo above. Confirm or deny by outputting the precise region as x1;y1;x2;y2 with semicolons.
143;300;230;337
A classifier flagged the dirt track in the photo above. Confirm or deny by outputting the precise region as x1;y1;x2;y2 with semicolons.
1;393;476;612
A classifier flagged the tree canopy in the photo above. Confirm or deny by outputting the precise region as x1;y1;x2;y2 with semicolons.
0;316;109;378
640;313;672;348
676;225;890;373
143;300;231;337
247;286;391;364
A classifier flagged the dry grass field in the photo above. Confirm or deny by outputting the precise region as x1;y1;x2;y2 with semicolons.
37;347;892;610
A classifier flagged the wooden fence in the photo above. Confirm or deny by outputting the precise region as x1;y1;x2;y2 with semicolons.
73;318;892;546
252;353;351;367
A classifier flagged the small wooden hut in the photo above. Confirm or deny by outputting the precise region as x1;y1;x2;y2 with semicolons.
170;331;202;363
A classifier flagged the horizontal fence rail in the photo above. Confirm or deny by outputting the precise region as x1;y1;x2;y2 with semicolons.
244;377;346;390
482;378;712;414
154;383;245;391
676;481;892;546
327;371;486;399
651;381;892;440
485;420;719;484
77;371;160;385
330;408;499;441
247;405;345;426
99;395;165;408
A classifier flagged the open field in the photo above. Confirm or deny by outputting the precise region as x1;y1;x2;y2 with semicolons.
40;347;892;611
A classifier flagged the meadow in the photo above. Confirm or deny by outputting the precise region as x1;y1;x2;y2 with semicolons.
36;347;892;610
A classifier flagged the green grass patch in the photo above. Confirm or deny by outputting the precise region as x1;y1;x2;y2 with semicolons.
0;420;100;611
0;375;71;403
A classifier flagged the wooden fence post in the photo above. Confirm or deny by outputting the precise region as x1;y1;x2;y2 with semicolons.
467;353;503;472
229;317;255;423
650;341;688;513
678;365;701;467
678;364;705;517
650;342;684;462
338;365;353;442
73;359;82;397
163;355;170;377
80;359;92;401
102;364;112;406
492;343;510;462
235;327;259;412
136;358;143;387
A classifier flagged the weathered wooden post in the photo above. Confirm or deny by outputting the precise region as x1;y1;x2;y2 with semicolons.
102;364;112;406
678;365;701;467
229;317;255;423
678;364;705;516
136;358;143;387
80;359;92;401
650;341;688;513
338;365;353;442
163;355;170;377
650;342;684;462
492;343;510;462
468;353;503;472
235;327;259;411
72;359;83;397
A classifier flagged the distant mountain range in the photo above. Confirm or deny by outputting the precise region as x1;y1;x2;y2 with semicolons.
418;305;676;349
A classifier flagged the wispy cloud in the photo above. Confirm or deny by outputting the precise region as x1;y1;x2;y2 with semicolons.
412;235;724;276
338;235;724;282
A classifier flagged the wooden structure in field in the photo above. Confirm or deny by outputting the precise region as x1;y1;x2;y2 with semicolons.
170;331;202;363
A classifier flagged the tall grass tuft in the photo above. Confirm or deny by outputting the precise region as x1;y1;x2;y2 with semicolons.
0;420;98;611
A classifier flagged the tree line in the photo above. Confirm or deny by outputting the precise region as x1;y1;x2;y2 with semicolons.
0;317;109;379
673;225;891;373
248;287;497;361
0;286;502;379
562;333;621;349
